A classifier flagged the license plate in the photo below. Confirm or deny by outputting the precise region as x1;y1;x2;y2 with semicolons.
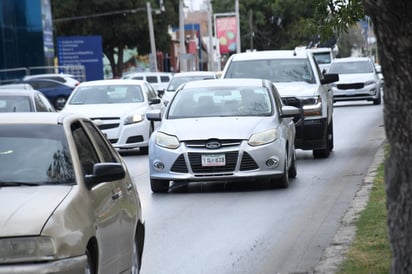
201;154;226;167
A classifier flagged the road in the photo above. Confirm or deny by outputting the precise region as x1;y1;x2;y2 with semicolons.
123;101;385;274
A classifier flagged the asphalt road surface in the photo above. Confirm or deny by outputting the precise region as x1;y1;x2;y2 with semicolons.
123;100;385;274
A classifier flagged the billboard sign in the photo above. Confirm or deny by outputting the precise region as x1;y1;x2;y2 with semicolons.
57;36;103;81
214;13;237;54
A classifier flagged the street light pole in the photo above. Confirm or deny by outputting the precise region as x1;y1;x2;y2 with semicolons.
235;0;241;53
208;0;214;71
146;2;158;72
179;0;186;72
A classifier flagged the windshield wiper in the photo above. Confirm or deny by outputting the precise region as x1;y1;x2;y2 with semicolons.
0;181;42;186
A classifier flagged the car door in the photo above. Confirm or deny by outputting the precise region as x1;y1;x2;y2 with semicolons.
71;121;122;273
82;120;139;272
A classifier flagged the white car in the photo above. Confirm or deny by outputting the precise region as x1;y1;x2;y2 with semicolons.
146;78;299;192
62;79;165;154
222;50;339;158
122;72;172;93
328;57;382;105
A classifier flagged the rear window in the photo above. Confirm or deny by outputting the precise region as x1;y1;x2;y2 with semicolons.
225;58;315;83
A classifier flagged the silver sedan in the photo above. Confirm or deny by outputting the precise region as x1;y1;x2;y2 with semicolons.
146;78;299;193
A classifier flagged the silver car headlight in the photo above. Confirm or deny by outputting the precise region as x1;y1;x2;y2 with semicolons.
248;129;279;146
155;131;180;149
0;236;56;263
365;80;376;86
124;114;144;125
302;96;322;116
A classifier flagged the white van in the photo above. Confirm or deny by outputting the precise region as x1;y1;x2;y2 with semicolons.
122;72;172;92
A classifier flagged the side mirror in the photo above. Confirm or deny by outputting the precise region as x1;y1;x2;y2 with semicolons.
85;163;125;188
149;98;161;105
280;105;300;118
321;73;339;85
157;89;165;97
146;109;162;121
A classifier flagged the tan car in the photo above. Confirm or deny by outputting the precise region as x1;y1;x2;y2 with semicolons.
0;112;145;274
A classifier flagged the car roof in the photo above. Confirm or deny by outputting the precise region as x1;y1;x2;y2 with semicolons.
228;50;308;61
76;79;148;87
0;89;40;96
0;112;84;125
181;78;266;89
172;71;217;78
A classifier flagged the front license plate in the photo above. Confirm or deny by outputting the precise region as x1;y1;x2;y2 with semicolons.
201;154;226;167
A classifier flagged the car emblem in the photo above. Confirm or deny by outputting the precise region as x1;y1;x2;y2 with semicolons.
205;141;221;149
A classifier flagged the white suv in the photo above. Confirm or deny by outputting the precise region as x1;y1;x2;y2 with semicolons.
222;50;339;158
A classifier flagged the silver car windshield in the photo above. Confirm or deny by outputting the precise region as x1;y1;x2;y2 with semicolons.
69;85;144;104
225;58;315;83
0;124;75;185
328;61;375;74
168;87;273;119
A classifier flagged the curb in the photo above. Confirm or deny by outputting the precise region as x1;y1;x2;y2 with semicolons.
313;142;386;273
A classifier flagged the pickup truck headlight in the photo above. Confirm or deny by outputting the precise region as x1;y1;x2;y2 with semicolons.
0;236;55;263
302;96;322;116
155;131;180;149
248;129;279;146
124;114;144;125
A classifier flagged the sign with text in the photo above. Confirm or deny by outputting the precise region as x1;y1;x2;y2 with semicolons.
214;13;237;54
57;36;103;81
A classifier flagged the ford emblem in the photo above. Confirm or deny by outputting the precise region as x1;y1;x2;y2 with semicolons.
205;141;221;149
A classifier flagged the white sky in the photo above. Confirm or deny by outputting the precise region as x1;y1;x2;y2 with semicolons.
185;0;204;11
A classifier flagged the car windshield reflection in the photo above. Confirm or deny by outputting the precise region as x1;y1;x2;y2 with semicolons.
0;124;75;185
168;87;273;118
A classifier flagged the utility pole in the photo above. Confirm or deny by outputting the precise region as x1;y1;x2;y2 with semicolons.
207;0;214;71
146;2;158;72
179;0;187;72
235;0;241;53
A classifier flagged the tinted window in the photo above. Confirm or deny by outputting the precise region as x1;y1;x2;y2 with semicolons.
329;61;374;74
83;121;118;163
146;76;158;83
0;124;75;184
160;76;170;82
34;93;54;112
72;122;99;175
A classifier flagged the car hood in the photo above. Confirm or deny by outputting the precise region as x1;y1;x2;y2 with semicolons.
336;73;376;84
0;186;72;236
63;103;146;117
159;116;275;140
273;82;318;97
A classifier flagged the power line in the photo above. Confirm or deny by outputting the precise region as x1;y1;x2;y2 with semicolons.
53;8;146;23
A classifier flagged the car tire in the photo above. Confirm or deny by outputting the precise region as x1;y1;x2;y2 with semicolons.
272;158;289;188
313;120;333;159
131;235;140;274
288;150;297;179
373;93;382;105
150;178;170;193
140;123;154;155
85;249;96;274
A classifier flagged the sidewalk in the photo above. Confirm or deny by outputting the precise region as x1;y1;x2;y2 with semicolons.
314;142;386;273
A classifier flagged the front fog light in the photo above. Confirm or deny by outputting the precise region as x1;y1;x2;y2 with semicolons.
266;158;279;168
153;161;165;171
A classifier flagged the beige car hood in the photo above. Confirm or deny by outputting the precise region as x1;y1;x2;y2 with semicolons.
0;186;72;236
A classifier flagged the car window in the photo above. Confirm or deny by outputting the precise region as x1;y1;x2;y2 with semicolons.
0;124;75;184
329;61;374;74
83;120;119;163
34;93;54;112
160;76;170;82
71;122;100;175
146;76;158;83
69;85;144;104
145;83;158;101
225;59;316;83
0;96;32;112
168;87;272;118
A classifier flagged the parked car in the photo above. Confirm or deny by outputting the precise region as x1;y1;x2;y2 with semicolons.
20;78;75;109
0;112;145;273
62;79;165;154
146;78;299;193
0;88;55;112
161;71;218;105
122;72;172;93
23;73;80;89
222;50;339;158
328;57;382;105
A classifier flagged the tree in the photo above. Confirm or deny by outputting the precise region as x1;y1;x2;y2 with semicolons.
52;0;179;77
314;0;412;272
